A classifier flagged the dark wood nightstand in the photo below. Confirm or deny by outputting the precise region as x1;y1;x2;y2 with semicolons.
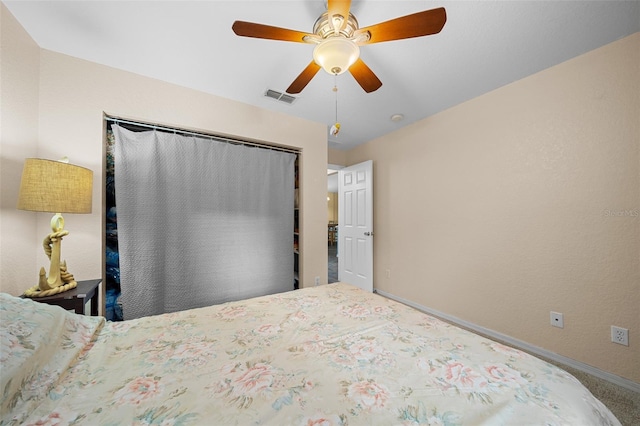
26;279;102;316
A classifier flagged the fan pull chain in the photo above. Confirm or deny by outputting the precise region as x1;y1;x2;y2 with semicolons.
330;75;341;136
334;75;338;123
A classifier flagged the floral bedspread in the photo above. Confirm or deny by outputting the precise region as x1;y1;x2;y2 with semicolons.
1;284;620;425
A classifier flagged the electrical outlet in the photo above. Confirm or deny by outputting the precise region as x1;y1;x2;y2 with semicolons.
611;326;629;346
550;311;564;328
385;269;391;279
314;276;320;287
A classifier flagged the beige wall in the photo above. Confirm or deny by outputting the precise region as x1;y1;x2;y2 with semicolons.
347;33;640;382
0;4;40;296
0;4;328;298
328;148;347;167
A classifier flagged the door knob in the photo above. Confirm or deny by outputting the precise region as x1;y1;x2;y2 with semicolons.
364;231;374;236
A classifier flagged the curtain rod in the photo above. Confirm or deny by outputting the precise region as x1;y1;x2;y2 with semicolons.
105;116;300;155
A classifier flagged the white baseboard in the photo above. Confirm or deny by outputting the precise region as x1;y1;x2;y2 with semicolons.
374;289;640;394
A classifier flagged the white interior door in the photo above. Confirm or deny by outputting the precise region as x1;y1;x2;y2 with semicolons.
338;160;373;292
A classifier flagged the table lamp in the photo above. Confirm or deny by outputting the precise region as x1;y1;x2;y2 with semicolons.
17;158;93;297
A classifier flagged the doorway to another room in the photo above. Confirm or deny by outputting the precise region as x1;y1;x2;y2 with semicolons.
327;161;374;291
328;167;340;283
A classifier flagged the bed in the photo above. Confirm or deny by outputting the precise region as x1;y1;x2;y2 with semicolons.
1;283;620;425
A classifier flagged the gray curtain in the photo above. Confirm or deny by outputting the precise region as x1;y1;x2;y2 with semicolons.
113;125;295;319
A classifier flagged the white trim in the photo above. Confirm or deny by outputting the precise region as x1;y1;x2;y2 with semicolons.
374;289;640;393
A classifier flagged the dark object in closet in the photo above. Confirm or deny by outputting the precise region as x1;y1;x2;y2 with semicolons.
105;127;123;321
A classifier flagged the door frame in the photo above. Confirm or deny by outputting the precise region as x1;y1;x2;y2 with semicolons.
327;164;343;284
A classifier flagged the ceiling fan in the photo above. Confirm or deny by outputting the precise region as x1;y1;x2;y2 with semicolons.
232;0;446;94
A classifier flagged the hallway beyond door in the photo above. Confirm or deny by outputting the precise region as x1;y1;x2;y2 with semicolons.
328;244;338;283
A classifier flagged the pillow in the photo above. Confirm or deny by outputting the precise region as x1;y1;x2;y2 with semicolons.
0;293;104;422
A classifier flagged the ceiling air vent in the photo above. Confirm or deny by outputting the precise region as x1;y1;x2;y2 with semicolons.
264;89;297;105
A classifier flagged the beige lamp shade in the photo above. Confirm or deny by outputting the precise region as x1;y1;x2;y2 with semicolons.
17;158;93;214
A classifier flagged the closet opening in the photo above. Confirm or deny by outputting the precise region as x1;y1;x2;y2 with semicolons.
104;115;300;320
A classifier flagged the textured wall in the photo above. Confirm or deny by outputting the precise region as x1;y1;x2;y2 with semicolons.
347;33;639;382
0;4;40;295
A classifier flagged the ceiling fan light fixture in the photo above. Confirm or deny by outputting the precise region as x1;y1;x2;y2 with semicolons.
313;37;360;75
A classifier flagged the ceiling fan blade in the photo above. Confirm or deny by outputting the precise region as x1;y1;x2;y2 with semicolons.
355;7;447;44
327;0;352;31
286;61;322;94
349;58;382;93
232;21;313;43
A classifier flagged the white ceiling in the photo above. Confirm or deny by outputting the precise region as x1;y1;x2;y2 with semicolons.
4;1;639;151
